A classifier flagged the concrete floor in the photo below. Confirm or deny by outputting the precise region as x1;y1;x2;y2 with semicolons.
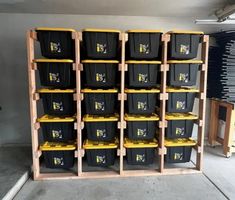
1;145;235;200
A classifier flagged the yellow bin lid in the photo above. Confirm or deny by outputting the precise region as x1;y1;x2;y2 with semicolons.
40;142;76;151
81;88;118;93
126;60;161;64
34;59;73;63
83;113;119;122
125;88;160;93
37;114;76;122
167;30;204;35
166;87;199;93
82;60;119;64
127;30;162;33
124;138;158;148
83;139;118;149
83;28;121;33
165;113;198;120
167;60;203;64
124;113;159;121
35;27;76;32
165;138;197;147
38;88;75;93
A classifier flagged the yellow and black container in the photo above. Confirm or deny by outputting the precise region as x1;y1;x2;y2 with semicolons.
124;138;158;165
35;59;75;88
165;113;198;139
83;114;119;141
165;138;196;163
37;115;76;142
83;139;118;167
35;27;76;59
82;60;119;88
167;60;202;87
168;30;203;60
38;89;76;116
125;88;160;114
40;142;76;169
126;60;161;88
125;113;159;140
166;87;198;113
82;29;121;59
126;30;162;60
82;88;118;115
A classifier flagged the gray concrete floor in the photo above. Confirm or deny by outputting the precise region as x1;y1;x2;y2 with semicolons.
1;145;235;200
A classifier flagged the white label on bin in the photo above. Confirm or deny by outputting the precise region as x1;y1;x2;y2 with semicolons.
174;152;183;161
95;102;105;111
136;154;146;162
50;42;61;53
138;74;148;83
176;127;185;136
137;101;147;110
139;44;149;54
96;129;106;138
53;157;64;166
52;130;63;139
53;102;64;111
137;128;147;137
180;44;189;55
176;101;185;110
178;73;189;83
96;43;107;54
96;73;106;83
49;73;60;83
96;155;106;164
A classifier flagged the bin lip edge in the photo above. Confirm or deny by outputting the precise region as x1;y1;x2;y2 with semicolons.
83;139;118;149
165;138;197;147
126;60;162;64
83;113;119;122
124;113;159;121
40;142;76;151
167;30;204;34
125;88;160;93
124;138;158;148
35;27;76;32
81;88;118;93
82;60;119;64
38;88;75;93
82;28;121;33
34;59;74;63
37;114;76;122
166;87;199;93
126;29;162;33
165;113;198;120
167;60;203;64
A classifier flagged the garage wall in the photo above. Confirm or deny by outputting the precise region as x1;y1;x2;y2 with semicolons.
0;13;232;145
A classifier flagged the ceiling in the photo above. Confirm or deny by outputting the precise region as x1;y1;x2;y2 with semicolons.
0;0;230;18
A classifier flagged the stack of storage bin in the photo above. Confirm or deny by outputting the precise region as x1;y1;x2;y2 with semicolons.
124;30;162;165
165;31;203;163
81;29;121;167
35;28;77;169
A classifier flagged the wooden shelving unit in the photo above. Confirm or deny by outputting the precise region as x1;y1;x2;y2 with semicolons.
27;30;209;180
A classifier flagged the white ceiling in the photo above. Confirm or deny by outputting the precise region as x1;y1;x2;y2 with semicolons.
0;0;230;17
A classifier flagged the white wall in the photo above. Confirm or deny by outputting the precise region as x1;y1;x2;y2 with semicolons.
0;13;233;145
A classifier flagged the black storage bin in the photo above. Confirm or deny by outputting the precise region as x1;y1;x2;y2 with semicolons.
40;142;76;168
168;60;202;87
82;88;118;115
126;61;161;88
83;139;118;167
35;59;75;88
125;114;159;140
82;60;119;88
165;113;197;139
83;114;119;141
37;115;76;142
125;88;159;114
165;138;196;163
124;138;158;165
126;30;162;59
168;31;203;59
36;27;75;59
38;89;76;116
82;29;120;59
167;88;198;113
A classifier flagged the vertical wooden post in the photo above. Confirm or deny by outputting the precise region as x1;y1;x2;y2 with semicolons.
119;33;126;175
74;31;82;176
27;30;40;179
196;35;209;171
159;34;170;172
